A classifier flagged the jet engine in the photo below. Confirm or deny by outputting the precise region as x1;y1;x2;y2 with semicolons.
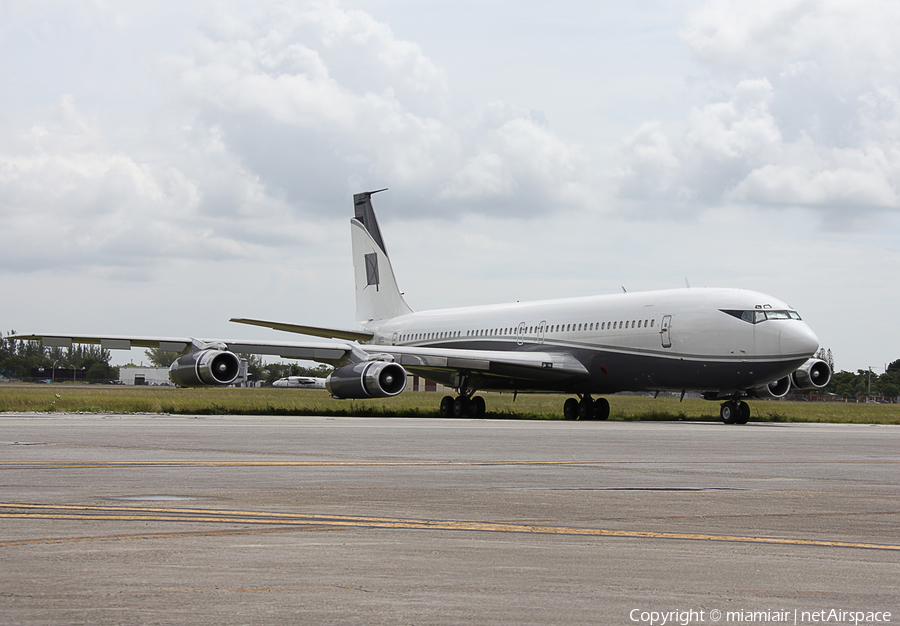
790;358;832;390
326;361;407;398
751;375;792;399
168;349;242;387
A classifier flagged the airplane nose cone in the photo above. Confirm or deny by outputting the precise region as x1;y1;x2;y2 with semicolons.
780;322;819;356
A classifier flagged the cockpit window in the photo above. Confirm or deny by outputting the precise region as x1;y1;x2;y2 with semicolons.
722;309;802;324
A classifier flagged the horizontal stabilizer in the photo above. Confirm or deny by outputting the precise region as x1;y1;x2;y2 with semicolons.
229;318;374;342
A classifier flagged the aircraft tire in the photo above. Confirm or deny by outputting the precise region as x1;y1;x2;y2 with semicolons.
736;401;750;424
453;397;467;417
720;401;738;424
470;396;486;418
563;398;579;420
578;398;593;420
594;397;610;421
440;396;454;417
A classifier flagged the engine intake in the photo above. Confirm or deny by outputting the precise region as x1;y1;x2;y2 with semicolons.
752;375;791;399
791;358;832;390
169;349;242;387
326;361;407;398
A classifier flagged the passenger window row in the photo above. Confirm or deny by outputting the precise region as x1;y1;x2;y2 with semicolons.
399;318;658;343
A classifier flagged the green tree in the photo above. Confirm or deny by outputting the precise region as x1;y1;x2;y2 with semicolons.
1;331;46;380
879;376;900;399
86;361;119;383
827;371;861;398
815;347;835;374
259;361;333;385
242;354;265;383
144;348;181;367
261;362;293;385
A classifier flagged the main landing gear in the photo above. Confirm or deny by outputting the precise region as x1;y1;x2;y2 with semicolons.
438;373;611;421
720;400;750;425
440;394;486;418
440;373;486;418
563;395;610;421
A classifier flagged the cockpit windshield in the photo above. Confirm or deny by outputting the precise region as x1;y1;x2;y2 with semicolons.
722;309;801;324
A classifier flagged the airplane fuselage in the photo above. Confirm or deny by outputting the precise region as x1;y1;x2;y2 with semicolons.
364;287;818;395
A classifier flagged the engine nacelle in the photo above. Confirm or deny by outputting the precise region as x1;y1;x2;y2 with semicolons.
791;358;832;390
325;361;407;398
751;375;791;399
168;349;241;387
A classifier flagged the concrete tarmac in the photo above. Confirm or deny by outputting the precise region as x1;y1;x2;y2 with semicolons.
1;414;898;625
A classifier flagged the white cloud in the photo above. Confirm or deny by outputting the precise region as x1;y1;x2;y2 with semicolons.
440;103;591;212
164;1;463;200
614;1;900;219
682;0;900;86
164;2;592;216
614;79;782;206
0;94;309;274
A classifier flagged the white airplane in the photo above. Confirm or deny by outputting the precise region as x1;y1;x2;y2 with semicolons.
272;376;326;389
13;189;831;424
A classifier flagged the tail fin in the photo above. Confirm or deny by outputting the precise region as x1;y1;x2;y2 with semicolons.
351;190;413;322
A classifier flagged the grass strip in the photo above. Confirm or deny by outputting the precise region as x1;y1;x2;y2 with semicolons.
1;384;898;423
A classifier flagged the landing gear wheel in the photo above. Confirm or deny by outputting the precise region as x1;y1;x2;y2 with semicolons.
594;397;610;421
440;396;454;417
578;397;594;420
736;401;750;424
720;401;738;424
563;398;579;420
453;396;467;417
470;396;486;418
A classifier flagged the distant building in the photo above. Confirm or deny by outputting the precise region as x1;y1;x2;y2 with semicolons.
119;367;171;386
408;374;451;393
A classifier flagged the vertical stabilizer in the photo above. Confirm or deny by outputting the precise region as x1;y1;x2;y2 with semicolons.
351;190;413;322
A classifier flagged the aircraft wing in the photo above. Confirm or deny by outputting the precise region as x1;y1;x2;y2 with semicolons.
10;333;356;366
12;332;589;382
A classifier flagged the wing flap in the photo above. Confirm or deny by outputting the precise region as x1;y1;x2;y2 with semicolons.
369;345;589;382
223;340;349;362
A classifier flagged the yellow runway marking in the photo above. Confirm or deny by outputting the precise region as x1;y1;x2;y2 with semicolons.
0;526;340;547
2;503;898;552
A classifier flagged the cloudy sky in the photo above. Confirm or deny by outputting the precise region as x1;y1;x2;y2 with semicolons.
2;0;898;373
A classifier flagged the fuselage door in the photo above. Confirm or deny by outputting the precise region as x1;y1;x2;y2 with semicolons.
538;321;547;344
660;315;672;348
391;332;398;346
516;322;526;346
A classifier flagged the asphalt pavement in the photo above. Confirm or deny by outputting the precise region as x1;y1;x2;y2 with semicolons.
1;414;898;625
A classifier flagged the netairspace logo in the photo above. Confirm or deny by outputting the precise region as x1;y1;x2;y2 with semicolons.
795;610;892;625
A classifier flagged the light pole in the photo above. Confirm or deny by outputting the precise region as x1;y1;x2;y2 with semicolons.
52;359;59;384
